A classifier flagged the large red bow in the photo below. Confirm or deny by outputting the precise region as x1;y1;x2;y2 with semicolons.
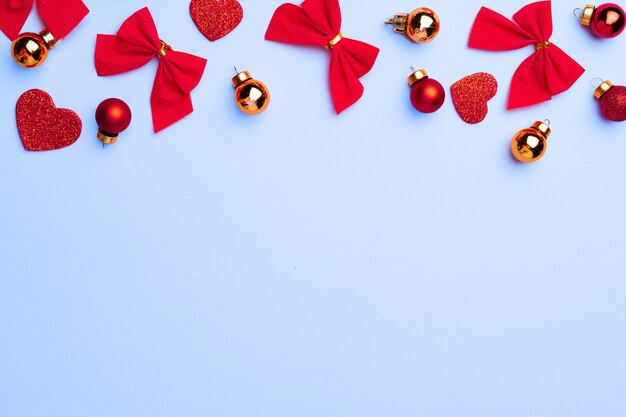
0;0;88;40
468;1;585;109
95;8;207;133
265;0;379;114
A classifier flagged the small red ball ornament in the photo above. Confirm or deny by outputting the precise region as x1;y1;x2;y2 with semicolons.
579;3;625;38
408;68;445;113
95;98;132;145
595;80;626;122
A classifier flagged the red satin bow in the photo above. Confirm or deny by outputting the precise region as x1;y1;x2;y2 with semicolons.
0;0;88;40
265;0;379;114
95;8;207;133
469;1;585;109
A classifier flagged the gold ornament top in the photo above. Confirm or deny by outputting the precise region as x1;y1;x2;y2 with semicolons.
324;32;343;49
40;30;57;49
232;70;252;88
581;4;596;26
407;69;429;87
531;120;551;138
386;13;409;33
594;80;614;99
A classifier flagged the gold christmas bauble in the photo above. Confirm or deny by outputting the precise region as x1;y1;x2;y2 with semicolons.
386;8;440;43
11;33;48;68
11;30;56;69
232;70;270;115
511;121;551;163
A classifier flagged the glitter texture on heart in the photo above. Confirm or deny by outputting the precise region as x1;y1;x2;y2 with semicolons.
190;0;243;42
16;89;82;152
450;72;498;124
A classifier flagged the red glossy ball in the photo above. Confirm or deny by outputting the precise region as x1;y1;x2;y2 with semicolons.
95;98;132;134
591;3;625;38
600;85;626;121
410;78;445;113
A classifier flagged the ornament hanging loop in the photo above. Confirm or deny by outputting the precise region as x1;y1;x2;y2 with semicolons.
573;8;583;18
591;77;605;89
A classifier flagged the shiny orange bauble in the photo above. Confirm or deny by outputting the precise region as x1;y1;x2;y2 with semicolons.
11;30;57;68
95;98;132;145
511;121;551;163
386;8;440;43
232;70;270;115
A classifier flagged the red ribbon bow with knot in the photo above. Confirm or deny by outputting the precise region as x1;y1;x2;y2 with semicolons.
0;0;88;40
95;8;207;133
265;0;379;114
468;1;585;109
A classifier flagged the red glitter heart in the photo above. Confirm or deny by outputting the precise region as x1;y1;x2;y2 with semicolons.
190;0;243;42
16;89;82;152
450;73;498;124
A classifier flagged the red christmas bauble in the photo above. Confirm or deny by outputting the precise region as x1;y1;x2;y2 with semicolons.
410;78;445;113
95;98;132;134
599;84;626;121
590;3;625;38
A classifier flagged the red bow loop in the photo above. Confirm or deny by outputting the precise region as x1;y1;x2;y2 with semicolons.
468;6;537;51
512;0;552;42
468;1;584;109
0;0;88;40
265;0;379;114
94;8;207;133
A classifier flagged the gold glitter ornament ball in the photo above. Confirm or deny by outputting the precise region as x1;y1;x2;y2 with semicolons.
11;30;57;68
232;69;270;115
511;121;551;163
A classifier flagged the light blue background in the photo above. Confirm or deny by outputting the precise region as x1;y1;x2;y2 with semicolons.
1;0;626;416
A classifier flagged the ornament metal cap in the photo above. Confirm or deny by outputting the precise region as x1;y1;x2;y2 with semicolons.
408;68;429;87
40;29;57;49
594;80;614;99
232;70;252;87
97;130;119;145
386;13;410;33
532;120;551;138
580;4;596;26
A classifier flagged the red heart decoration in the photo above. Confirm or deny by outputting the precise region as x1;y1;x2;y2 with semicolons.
450;73;498;124
16;89;82;152
190;0;243;42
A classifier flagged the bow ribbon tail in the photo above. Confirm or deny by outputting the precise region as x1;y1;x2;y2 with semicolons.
37;0;89;39
329;37;379;114
151;51;207;133
508;45;585;109
0;0;33;39
508;51;551;109
542;45;585;97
